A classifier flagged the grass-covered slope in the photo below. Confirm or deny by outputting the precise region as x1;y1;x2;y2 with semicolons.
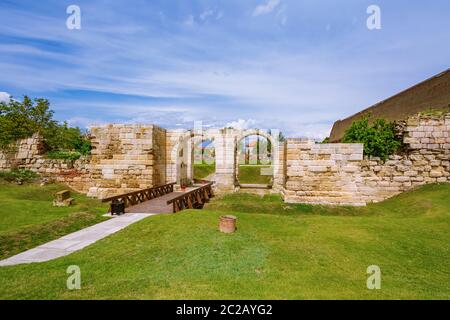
0;182;108;259
0;183;448;299
238;165;272;185
193;163;216;180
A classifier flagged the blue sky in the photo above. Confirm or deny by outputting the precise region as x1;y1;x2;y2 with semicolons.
0;0;449;138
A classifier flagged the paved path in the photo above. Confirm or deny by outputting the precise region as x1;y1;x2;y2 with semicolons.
0;213;153;267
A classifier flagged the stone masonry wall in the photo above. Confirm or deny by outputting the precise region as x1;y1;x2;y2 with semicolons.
284;140;366;205
0;134;44;169
1;114;448;205
283;114;450;205
152;125;167;187
87;124;167;198
356;114;450;203
0;134;92;193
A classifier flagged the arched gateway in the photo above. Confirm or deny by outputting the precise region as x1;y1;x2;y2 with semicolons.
166;127;285;192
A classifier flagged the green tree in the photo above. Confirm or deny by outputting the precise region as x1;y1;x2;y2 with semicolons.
342;117;402;161
0;96;54;150
0;96;91;155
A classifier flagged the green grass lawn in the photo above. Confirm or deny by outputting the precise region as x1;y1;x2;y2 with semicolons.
0;183;449;299
238;165;272;185
194;163;216;180
0;181;109;260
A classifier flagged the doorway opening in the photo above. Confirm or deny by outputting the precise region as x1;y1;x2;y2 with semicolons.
236;134;273;187
193;138;215;182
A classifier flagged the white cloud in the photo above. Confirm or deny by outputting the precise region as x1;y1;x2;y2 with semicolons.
200;9;214;21
184;15;195;26
66;116;105;128
253;0;281;17
276;5;288;26
225;119;257;130
0;92;11;103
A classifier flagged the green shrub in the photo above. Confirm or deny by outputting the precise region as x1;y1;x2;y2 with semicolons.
342;118;402;161
46;151;82;161
0;96;91;155
321;137;330;144
0;169;39;184
43;122;92;155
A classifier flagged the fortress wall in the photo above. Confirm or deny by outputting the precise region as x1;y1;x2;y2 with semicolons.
284;140;366;205
329;69;450;142
1;114;448;205
284;114;450;205
86;124;165;198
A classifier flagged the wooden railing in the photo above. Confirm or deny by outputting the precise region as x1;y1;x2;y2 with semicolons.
102;182;176;208
167;182;214;213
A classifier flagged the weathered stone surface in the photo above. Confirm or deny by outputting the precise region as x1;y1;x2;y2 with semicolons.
1;114;449;206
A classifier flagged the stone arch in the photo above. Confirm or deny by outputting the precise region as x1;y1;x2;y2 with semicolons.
167;129;218;185
166;127;285;192
233;129;279;187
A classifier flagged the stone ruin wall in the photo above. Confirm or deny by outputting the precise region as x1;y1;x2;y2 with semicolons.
284;114;450;205
357;114;449;203
0;134;44;170
0;134;92;192
86;124;167;198
284;141;366;205
0;114;448;206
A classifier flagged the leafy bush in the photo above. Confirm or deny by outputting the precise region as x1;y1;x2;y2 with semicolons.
342;118;402;160
0;96;91;154
46;151;82;161
0;169;39;184
321;137;330;144
44;122;92;155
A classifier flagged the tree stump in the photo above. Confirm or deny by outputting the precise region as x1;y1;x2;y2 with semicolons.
219;215;237;234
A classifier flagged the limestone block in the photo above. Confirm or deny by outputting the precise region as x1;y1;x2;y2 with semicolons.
429;171;443;178
343;165;359;173
393;176;410;182
349;153;363;161
430;160;441;166
308;166;328;173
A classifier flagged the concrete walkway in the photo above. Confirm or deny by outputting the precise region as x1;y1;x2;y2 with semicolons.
0;213;153;267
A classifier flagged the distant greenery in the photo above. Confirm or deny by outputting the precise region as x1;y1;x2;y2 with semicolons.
238;165;272;185
0;169;39;184
194;163;216;180
342;117;402;160
0;96;91;154
46;151;82;161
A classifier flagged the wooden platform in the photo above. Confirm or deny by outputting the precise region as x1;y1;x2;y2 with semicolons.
127;192;185;214
102;182;214;214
